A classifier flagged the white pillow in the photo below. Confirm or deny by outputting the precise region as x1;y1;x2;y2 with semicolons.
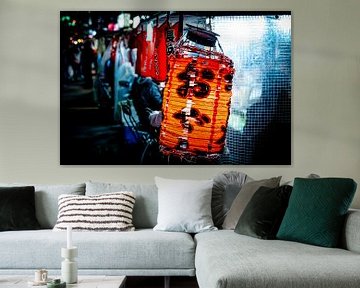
53;192;135;232
153;177;217;233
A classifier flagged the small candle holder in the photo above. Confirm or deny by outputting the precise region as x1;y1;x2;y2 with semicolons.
61;247;78;284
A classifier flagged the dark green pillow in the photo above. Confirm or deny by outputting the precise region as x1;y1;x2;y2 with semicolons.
234;185;292;239
276;178;357;247
0;186;41;231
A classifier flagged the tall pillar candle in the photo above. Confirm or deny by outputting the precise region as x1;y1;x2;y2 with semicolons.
67;225;72;249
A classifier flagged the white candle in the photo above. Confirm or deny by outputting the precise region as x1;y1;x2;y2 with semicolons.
67;225;72;249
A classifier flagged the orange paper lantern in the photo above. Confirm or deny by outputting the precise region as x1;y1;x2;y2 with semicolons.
159;37;235;161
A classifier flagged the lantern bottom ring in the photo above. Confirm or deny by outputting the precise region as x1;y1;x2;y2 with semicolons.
159;145;222;164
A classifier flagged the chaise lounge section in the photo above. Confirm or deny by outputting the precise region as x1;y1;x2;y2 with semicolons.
195;213;360;288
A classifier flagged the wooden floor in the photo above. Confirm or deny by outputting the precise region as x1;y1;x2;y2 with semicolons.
126;276;199;288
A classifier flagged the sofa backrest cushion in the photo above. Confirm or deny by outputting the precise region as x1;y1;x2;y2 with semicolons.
341;209;360;253
0;183;86;229
86;181;158;229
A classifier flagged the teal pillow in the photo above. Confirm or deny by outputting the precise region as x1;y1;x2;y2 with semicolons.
276;178;357;247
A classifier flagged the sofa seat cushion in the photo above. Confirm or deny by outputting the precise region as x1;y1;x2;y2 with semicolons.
0;229;195;271
195;230;360;288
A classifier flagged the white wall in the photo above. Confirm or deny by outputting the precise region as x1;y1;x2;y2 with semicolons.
0;0;359;208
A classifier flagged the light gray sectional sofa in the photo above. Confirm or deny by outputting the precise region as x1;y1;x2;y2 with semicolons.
0;179;360;288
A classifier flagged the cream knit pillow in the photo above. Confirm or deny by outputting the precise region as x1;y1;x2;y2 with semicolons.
53;192;135;231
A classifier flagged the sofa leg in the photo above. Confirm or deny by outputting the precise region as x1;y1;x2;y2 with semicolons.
164;276;170;288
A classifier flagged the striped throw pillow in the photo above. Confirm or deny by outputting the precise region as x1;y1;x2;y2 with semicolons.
53;192;136;231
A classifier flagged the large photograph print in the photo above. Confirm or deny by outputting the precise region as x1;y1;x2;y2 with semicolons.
60;11;291;165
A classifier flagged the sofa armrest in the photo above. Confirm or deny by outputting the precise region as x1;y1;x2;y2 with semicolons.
342;209;360;253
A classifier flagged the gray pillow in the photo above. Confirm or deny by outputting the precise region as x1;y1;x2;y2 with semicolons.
153;177;217;233
222;176;281;230
212;171;251;228
86;181;158;229
0;183;85;228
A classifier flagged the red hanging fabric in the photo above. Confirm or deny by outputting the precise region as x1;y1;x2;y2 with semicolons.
152;21;170;82
141;29;155;78
130;31;144;76
131;21;181;81
132;29;155;78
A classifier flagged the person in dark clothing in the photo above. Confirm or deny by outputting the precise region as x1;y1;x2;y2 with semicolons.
129;76;163;131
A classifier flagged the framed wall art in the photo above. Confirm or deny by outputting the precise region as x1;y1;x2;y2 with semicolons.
60;11;291;165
